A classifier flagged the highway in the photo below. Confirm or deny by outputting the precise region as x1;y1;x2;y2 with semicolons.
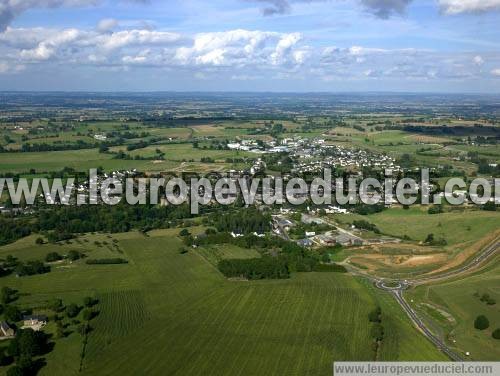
348;239;499;361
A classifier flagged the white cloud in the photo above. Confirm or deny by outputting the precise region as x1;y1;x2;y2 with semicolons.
175;29;303;67
473;55;484;65
249;0;414;19
491;68;500;76
95;29;181;51
0;1;99;31
19;28;81;60
97;18;119;33
438;0;500;15
270;32;301;65
1;25;498;86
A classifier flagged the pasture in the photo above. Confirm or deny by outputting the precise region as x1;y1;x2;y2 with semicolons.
0;229;445;376
406;258;500;361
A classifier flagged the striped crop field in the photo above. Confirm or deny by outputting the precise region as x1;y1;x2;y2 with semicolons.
0;229;445;376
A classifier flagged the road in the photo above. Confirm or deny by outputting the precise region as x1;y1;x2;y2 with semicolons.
347;239;499;361
375;280;463;361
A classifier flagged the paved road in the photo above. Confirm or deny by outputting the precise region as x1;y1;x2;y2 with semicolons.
411;240;499;285
348;239;499;361
375;280;463;361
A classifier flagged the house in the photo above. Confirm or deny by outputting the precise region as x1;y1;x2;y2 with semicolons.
22;315;48;331
297;238;314;248
335;234;364;246
93;134;107;141
0;321;15;339
316;234;336;245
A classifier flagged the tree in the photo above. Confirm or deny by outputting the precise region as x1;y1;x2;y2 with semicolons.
370;323;384;341
1;287;15;304
0;348;10;366
45;252;62;262
368;307;382;323
48;298;63;312
483;201;497;211
67;250;82;261
474;315;490;330
179;229;190;237
8;329;48;358
82;309;93;321
66;303;80;318
83;296;95;307
492;328;500;340
6;366;23;376
424;233;435;244
4;306;22;323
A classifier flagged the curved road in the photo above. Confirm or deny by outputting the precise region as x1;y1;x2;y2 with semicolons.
348;239;499;361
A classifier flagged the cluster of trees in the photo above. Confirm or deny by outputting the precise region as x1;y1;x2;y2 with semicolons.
428;205;444;215
210;208;271;235
474;292;496;306
368;306;384;358
112;151;162;161
19;140;98;153
482;201;497;212
3;329;50;376
0;218;32;246
1;255;50;278
352;220;380;233
424;233;447;246
14;261;50;277
38;203;195;236
85;258;128;265
218;256;289;280
353;203;386;216
190;228;343;275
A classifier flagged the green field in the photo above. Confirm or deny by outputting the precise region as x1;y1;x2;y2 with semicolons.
332;207;500;246
406;258;500;361
0;230;446;376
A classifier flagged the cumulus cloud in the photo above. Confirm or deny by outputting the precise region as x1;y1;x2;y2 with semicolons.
438;0;500;15
359;0;412;19
251;0;291;15
0;0;101;31
0;0;147;31
97;18;119;33
174;29;302;67
0;25;498;85
248;0;414;18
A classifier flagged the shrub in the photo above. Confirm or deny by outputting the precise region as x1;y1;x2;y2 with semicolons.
66;304;80;318
83;296;96;307
218;257;289;280
45;252;62;262
474;315;490;330
67;250;82;261
368;307;382;323
492;329;500;340
370;323;384;341
85;258;128;265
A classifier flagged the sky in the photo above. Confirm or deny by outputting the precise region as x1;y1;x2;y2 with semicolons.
0;0;499;92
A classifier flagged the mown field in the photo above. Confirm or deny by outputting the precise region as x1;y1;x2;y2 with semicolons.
406;258;500;361
0;229;445;376
333;206;500;246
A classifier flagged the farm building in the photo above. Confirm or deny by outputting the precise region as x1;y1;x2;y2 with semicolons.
0;321;15;339
22;315;48;331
